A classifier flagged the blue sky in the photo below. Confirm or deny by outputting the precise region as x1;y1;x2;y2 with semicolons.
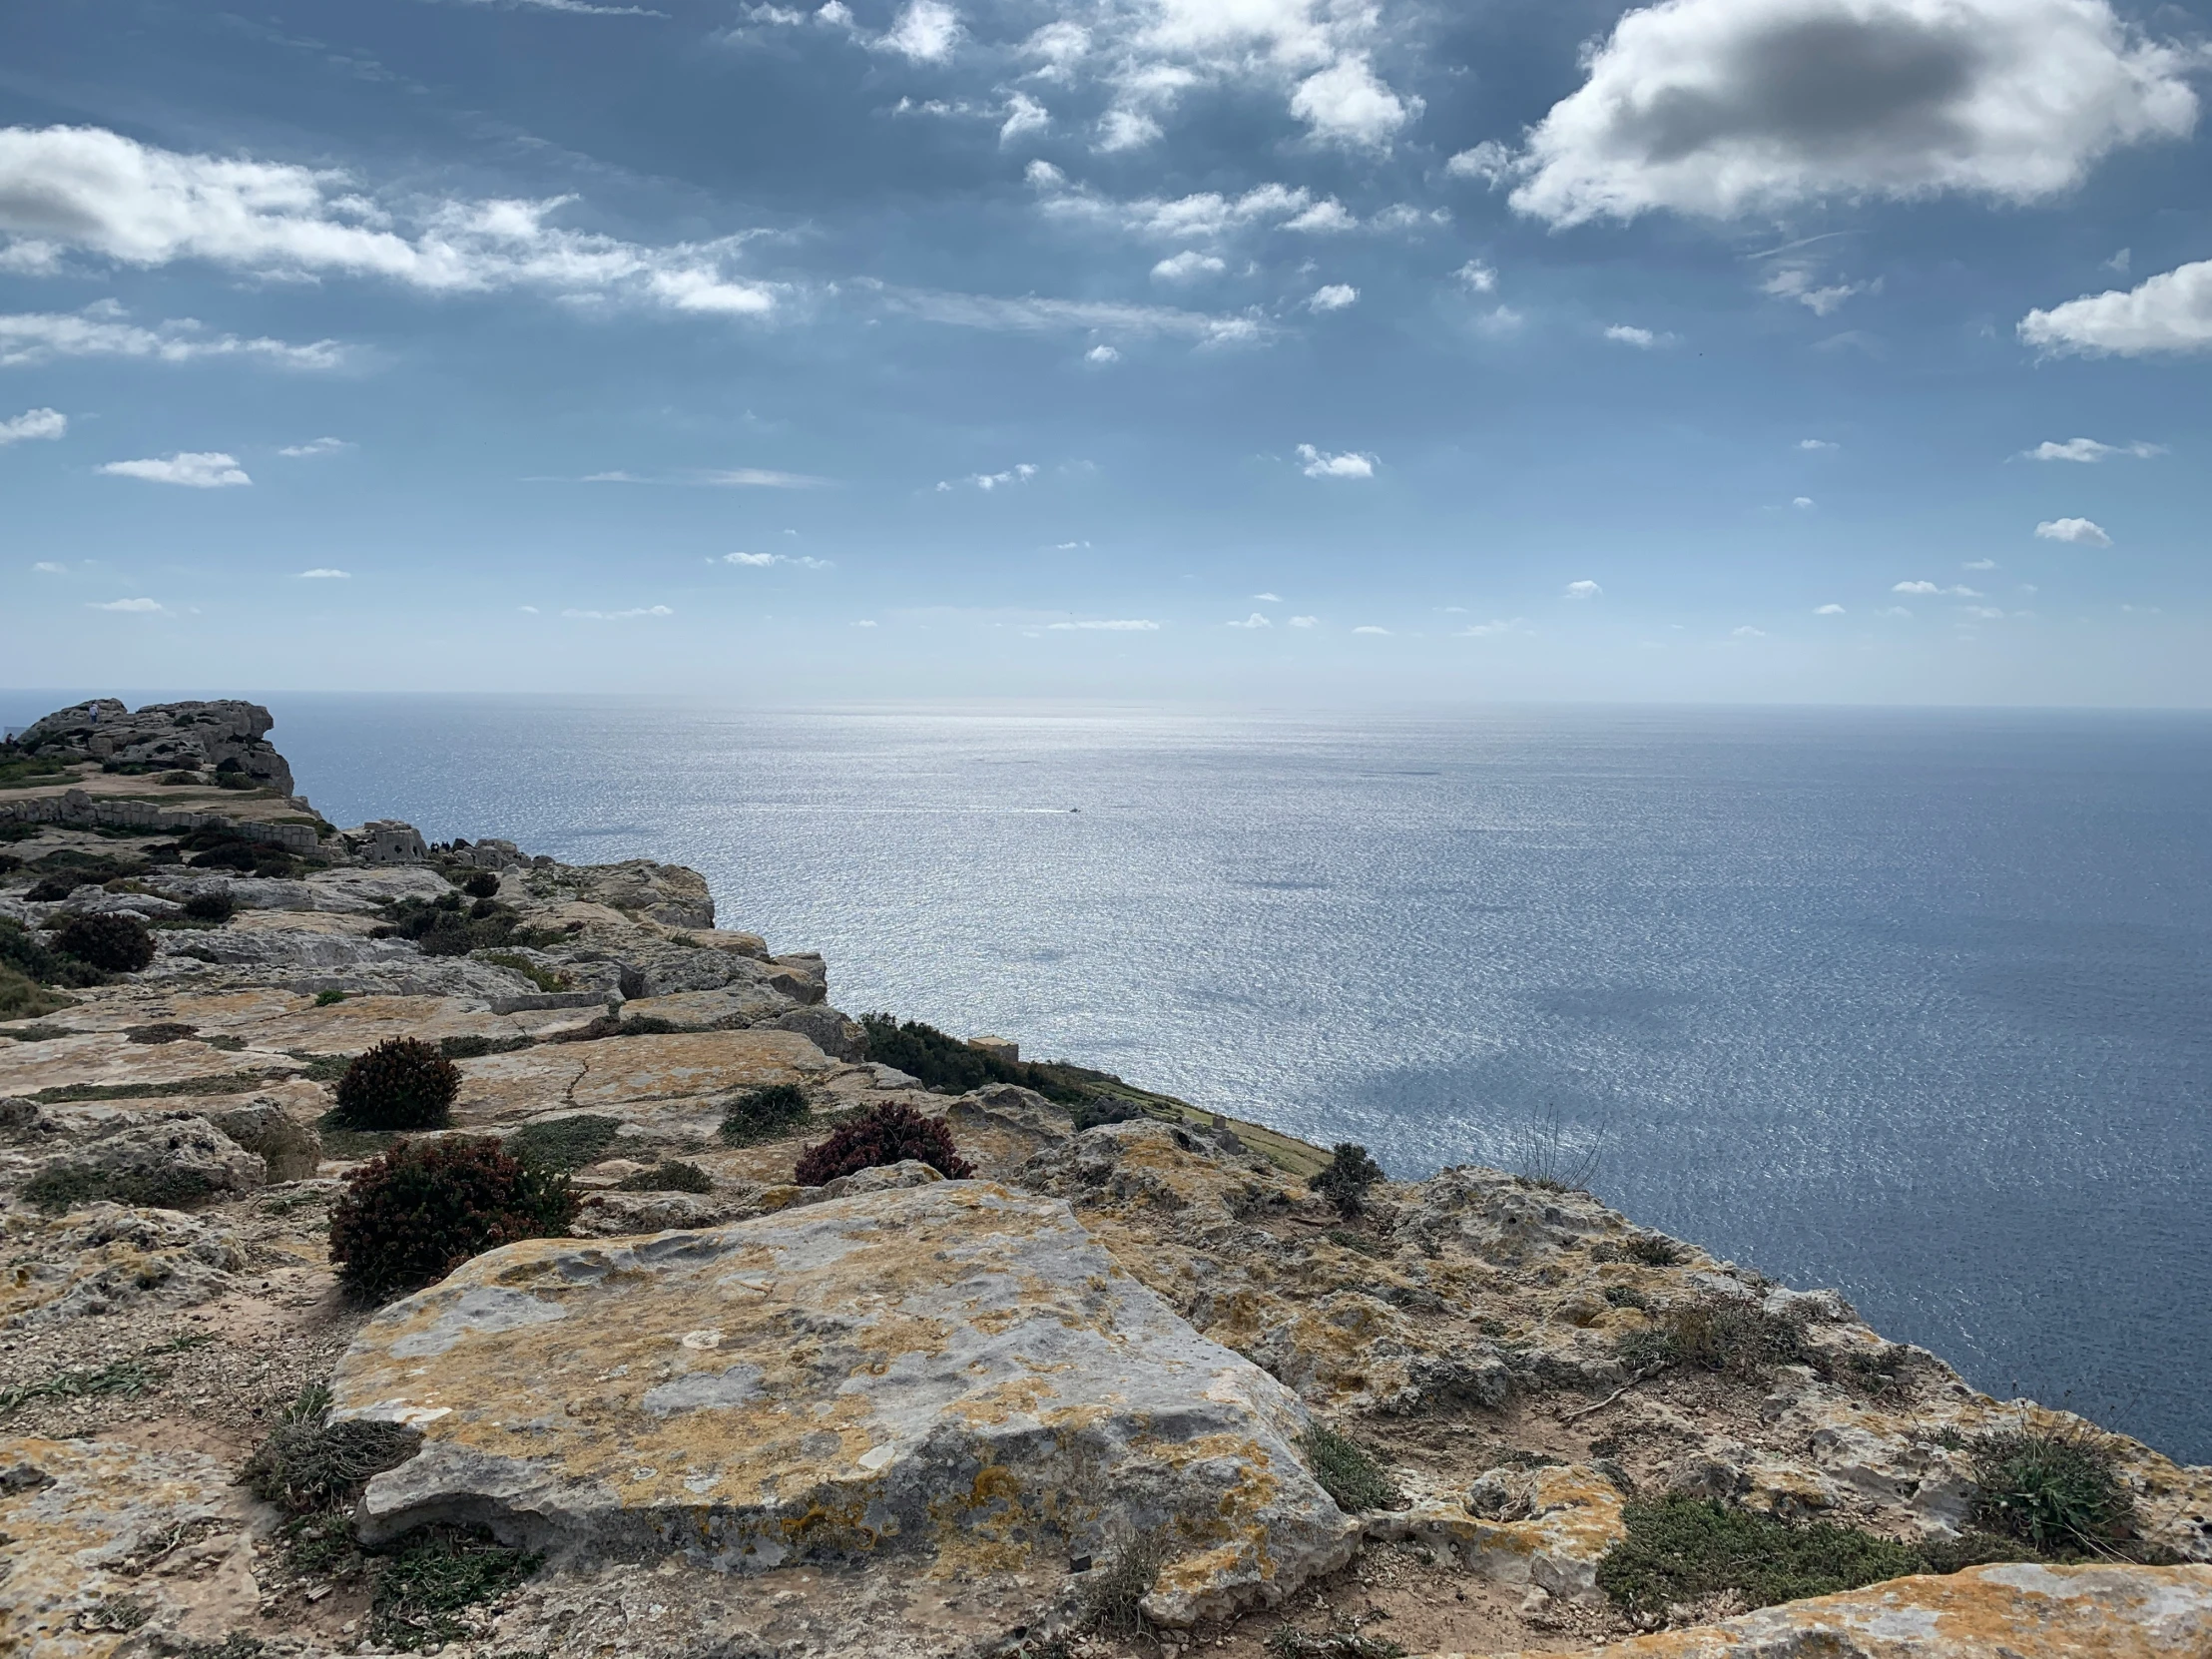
2;0;2209;703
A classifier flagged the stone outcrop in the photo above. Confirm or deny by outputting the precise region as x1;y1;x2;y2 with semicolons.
0;1204;246;1328
330;1181;1361;1631
16;698;295;795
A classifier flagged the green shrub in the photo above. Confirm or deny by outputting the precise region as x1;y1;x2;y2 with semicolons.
314;989;347;1007
477;950;567;992
1595;1494;1925;1616
49;911;156;974
616;1159;714;1193
857;1014;1001;1092
243;1383;420;1514
502;1114;623;1171
183;890;236;922
23;1161;222;1213
1967;1425;2136;1553
1302;1423;1400;1511
459;870;501;899
215;771;258;791
332;1038;462;1131
0;963;71;1021
718;1083;812;1146
1309;1143;1385;1218
369;1524;542;1652
1617;1301;1809;1382
0;754;69;788
1594;1234;1687;1267
328;1136;577;1301
793;1101;974;1185
438;1033;534;1059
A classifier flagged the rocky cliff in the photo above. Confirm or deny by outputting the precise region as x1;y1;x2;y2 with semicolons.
0;700;2205;1659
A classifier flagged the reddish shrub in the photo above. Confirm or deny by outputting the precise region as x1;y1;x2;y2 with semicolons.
793;1102;974;1186
333;1036;461;1130
328;1136;577;1301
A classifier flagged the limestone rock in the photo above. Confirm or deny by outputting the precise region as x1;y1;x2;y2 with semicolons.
329;1181;1360;1632
210;1098;323;1182
570;859;716;928
773;1004;867;1061
0;1203;247;1328
16;698;295;796
1438;1562;2212;1659
338;819;428;864
1369;1463;1626;1606
570;1189;761;1237
28;1116;266;1208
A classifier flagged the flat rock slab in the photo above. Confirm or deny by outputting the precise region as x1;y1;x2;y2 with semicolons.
453;1029;832;1123
1446;1562;2212;1658
330;1181;1359;1628
0;1033;298;1097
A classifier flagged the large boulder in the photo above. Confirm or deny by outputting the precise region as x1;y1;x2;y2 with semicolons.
16;698;294;796
211;1098;322;1182
27;1116;266;1209
329;1181;1360;1634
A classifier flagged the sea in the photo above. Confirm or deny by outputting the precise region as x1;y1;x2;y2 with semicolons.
11;694;2211;1465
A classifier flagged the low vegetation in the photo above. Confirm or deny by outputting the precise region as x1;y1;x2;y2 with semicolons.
375;891;560;958
857;1012;1183;1120
718;1082;812;1145
48;911;157;973
1596;1494;1927;1616
331;1037;462;1131
794;1100;974;1185
1302;1423;1401;1512
1967;1424;2138;1554
1080;1533;1168;1641
370;1524;542;1651
182;889;237;922
328;1136;578;1301
1617;1301;1811;1382
1309;1143;1385;1218
22;1159;225;1212
617;1158;714;1193
502;1114;623;1171
243;1383;420;1514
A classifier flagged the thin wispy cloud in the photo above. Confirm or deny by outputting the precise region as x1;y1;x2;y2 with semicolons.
722;551;833;568
1564;579;1601;599
99;451;250;488
1308;283;1359;312
1895;580;1983;596
296;567;350;579
563;604;674;619
1227;612;1273;629
0;305;340;368
2021;437;2163;462
1047;618;1159;630
279;436;350;457
90;596;163;612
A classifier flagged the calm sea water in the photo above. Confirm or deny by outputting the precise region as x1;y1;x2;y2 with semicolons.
13;694;2210;1463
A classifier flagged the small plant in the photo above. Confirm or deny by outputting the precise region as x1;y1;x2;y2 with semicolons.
1967;1425;2136;1554
157;769;203;785
0;1356;166;1416
1081;1533;1167;1641
439;1032;534;1059
1509;1105;1607;1193
459;870;501;898
23;1161;222;1213
242;1382;420;1513
182;890;236;922
1603;1284;1651;1310
718;1083;813;1146
794;1101;974;1185
369;1524;542;1651
0;962;71;1021
1309;1143;1385;1218
328;1137;578;1301
1267;1628;1407;1659
50;911;157;974
1595;1494;1924;1616
1302;1423;1401;1512
616;1159;714;1193
314;989;348;1007
1616;1301;1809;1382
502;1114;623;1171
1593;1233;1687;1267
331;1037;462;1131
477;950;568;992
1326;1228;1387;1258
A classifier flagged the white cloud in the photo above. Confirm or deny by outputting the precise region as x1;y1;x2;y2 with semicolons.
875;1;961;62
945;463;1037;491
1879;605;1913;616
1054;540;1092;550
1047;618;1159;630
0;405;64;444
1564;579;1602;599
1000;92;1050;144
1253;592;1284;602
700;467;826;487
2019;259;2212;355
1815;603;1846;614
1894;580;1983;595
33;560;66;573
296;567;350;579
1961;604;2008;619
2022;436;2163;461
1799;437;1838;450
1296;442;1375;478
1510;0;2196;228
1281;199;1357;234
1453;261;1497;292
1308;282;1358;311
1473;304;1525;336
1227;612;1273;629
90;597;163;612
1732;625;1767;638
1604;324;1658;347
99;450;250;488
1457;617;1530;636
562;605;674;619
853;618;878;627
867;280;1268;346
1762;265;1874;315
1288;55;1420;150
722;550;833;568
2035;516;2112;546
1793;496;1815;508
1084;343;1120;363
1964;558;1997;569
1288;615;1319;628
0;305;341;368
1152;250;1226;282
279;436;349;457
1445;141;1514;187
0;125;780;320
1352;625;1389;635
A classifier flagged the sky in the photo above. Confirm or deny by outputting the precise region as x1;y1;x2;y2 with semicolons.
1;0;2209;705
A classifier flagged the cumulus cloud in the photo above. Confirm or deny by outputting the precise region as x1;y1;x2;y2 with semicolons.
1308;282;1358;311
0;305;341;368
296;567;350;579
1047;618;1159;630
1815;603;1846;614
1000;92;1050;144
563;605;674;619
1085;343;1120;363
0;405;64;444
1152;250;1226;282
90;597;163;612
2019;260;2212;355
279;436;349;457
0;125;779;320
1793;496;1815;508
1509;0;2198;228
2035;515;2111;545
1296;443;1375;478
1894;580;1982;595
99;451;250;488
1281;199;1358;234
1604;324;1659;347
1454;261;1498;292
1564;579;1602;599
1762;265;1875;314
1446;141;1514;186
876;0;960;62
1227;612;1273;629
2022;436;2163;461
1288;55;1420;149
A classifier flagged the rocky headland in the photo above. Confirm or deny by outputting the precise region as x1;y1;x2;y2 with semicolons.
1;699;2207;1659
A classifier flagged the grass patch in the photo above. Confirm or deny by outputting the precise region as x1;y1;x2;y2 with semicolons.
1266;1630;1407;1659
438;1032;535;1060
22;1163;225;1212
0;964;73;1022
1302;1423;1401;1512
1081;1533;1168;1641
243;1383;420;1513
1967;1425;2139;1555
0;755;72;789
368;1525;542;1651
1594;1234;1687;1267
502;1114;624;1171
27;1067;302;1105
314;989;347;1007
719;1083;812;1146
1616;1301;1811;1383
616;1159;714;1193
1596;1495;1927;1616
0;1357;166;1416
292;1051;353;1082
312;1110;399;1161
